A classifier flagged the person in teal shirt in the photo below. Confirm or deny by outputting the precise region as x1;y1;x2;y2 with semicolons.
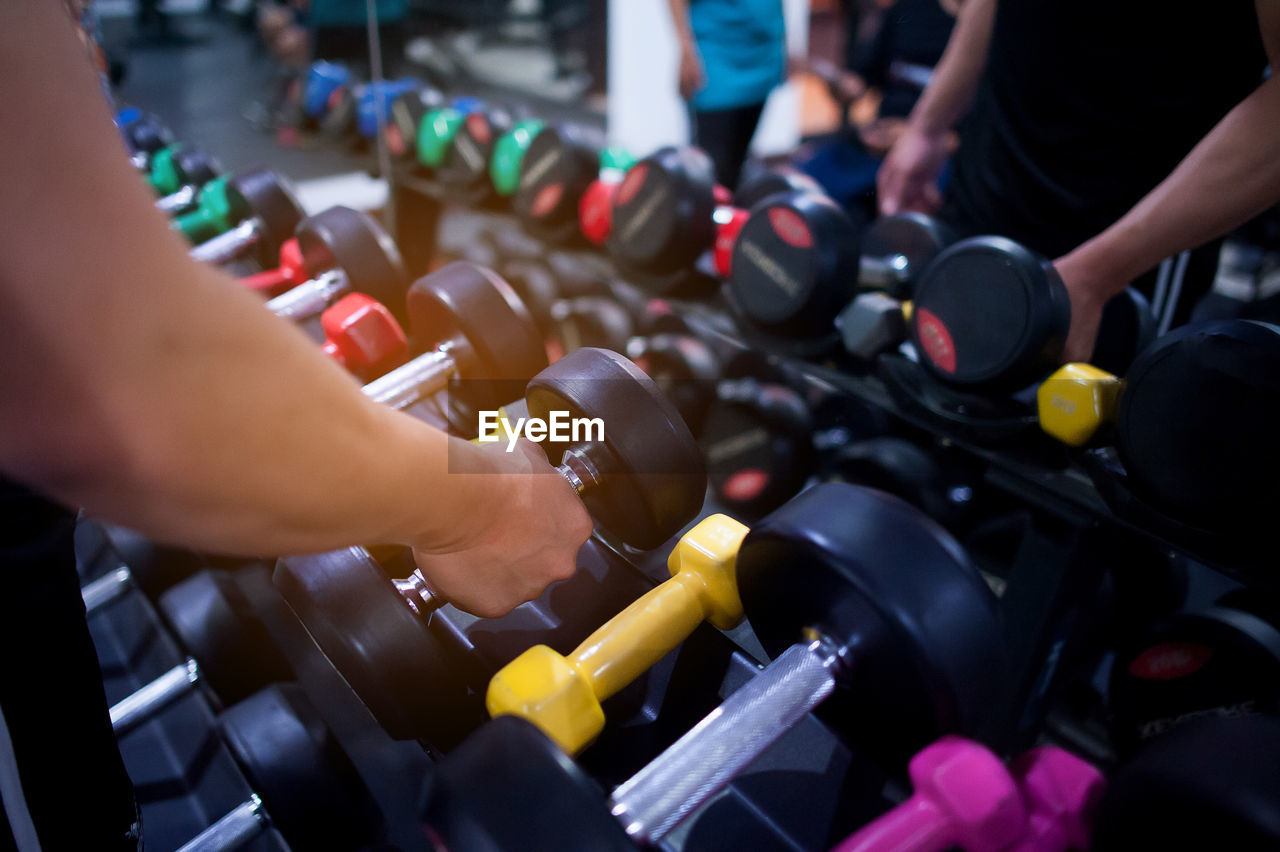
667;0;786;190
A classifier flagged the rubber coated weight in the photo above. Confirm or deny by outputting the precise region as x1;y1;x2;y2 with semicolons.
1092;287;1157;376
733;165;825;210
219;684;376;850
550;297;635;355
512;125;603;236
526;347;706;550
609;146;717;274
500;257;560;333
123;114;171;158
728;191;865;338
1108;590;1280;757
171;175;243;243
355;78;420;140
170;145;221;192
1116;319;1280;529
491;119;546;197
405;261;548;410
417;105;467;170
421;717;634;851
296;205;409;323
631;332;721;434
228;167;305;267
389;85;444;159
701;379;814;520
911;236;1070;390
273;547;481;745
158;570;293;706
438;108;512;200
736;482;1004;758
1092;715;1280;851
858;213;955;297
819;436;972;529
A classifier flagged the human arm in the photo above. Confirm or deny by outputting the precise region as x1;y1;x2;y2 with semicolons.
0;0;590;616
1054;0;1280;361
877;0;996;214
666;0;706;100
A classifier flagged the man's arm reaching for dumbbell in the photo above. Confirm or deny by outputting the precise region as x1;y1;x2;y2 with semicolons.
0;0;591;617
1054;0;1280;361
877;0;996;215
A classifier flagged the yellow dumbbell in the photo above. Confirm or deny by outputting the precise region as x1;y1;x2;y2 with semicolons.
485;514;750;754
1036;363;1123;446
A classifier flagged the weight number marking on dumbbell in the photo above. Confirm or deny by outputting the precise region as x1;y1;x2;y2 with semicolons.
736;240;802;298
520;147;563;192
704;427;769;465
617;186;670;245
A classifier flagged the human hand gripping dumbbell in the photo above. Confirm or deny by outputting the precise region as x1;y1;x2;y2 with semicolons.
184;167;304;264
273;342;706;741
831;737;1104;852
425;481;1006;849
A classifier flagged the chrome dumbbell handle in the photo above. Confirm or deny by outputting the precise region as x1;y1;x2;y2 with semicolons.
110;658;200;736
157;184;198;214
859;253;911;289
81;567;132;616
362;346;459;411
609;639;843;844
189;219;261;265
175;795;268;852
264;269;348;321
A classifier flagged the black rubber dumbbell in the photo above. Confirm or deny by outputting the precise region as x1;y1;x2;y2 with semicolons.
188;167;306;268
422;482;1005;849
436;105;514;205
274;347;706;746
388;83;445;161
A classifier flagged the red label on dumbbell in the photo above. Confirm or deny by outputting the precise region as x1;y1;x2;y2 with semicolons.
714;208;750;278
579;180;615;244
386;124;405;157
768;208;813;249
530;182;564;219
724;469;770;503
916;308;957;374
616;163;648;207
466;113;491;145
1128;642;1214;681
327;87;345;111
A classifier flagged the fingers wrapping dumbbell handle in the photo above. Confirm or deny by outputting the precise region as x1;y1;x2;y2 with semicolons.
157;184;198;215
190;219;262;265
176;795;267;852
610;640;840;844
832;796;959;852
81;567;133;616
264;269;349;320
110;658;200;736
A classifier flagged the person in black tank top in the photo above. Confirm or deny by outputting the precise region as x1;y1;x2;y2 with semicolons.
879;0;1280;360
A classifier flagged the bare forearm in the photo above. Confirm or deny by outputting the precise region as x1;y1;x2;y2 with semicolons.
1063;76;1280;292
666;0;694;48
907;0;996;134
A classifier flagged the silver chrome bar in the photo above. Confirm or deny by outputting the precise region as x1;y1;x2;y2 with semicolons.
189;218;261;265
175;795;267;852
610;640;841;844
156;184;198;214
859;254;911;290
110;658;200;736
82;567;132;616
264;269;348;321
361;347;457;410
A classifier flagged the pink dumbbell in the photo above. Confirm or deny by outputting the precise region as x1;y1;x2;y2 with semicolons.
832;738;1104;852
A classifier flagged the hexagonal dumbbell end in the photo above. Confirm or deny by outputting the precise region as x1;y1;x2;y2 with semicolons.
837;291;909;361
832;736;1027;852
1036;363;1122;447
486;515;749;755
1007;745;1105;852
320;293;409;377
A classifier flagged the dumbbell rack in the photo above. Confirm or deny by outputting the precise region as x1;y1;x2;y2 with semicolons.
389;163;1275;760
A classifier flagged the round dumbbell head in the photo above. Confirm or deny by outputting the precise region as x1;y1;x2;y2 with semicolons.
417;105;467;169
701;379;814;521
172;145;221;189
389;85;445;159
499;257;560;332
227;168;305;267
422;716;634;851
631;332;721;434
526;347;706;550
858;213;955;297
123;114;171;156
1091;287;1157;376
609;146;718;274
1115;319;1280;529
911;236;1071;390
551;296;635;355
729;191;866;338
820;436;970;528
512;125;602;235
733;164;824;210
406;262;548;410
736;482;1005;757
158;570;293;707
1091;714;1280;850
1108;590;1280;757
218;684;377;850
296;205;409;323
491;119;547;198
272;548;482;745
439;108;513;195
